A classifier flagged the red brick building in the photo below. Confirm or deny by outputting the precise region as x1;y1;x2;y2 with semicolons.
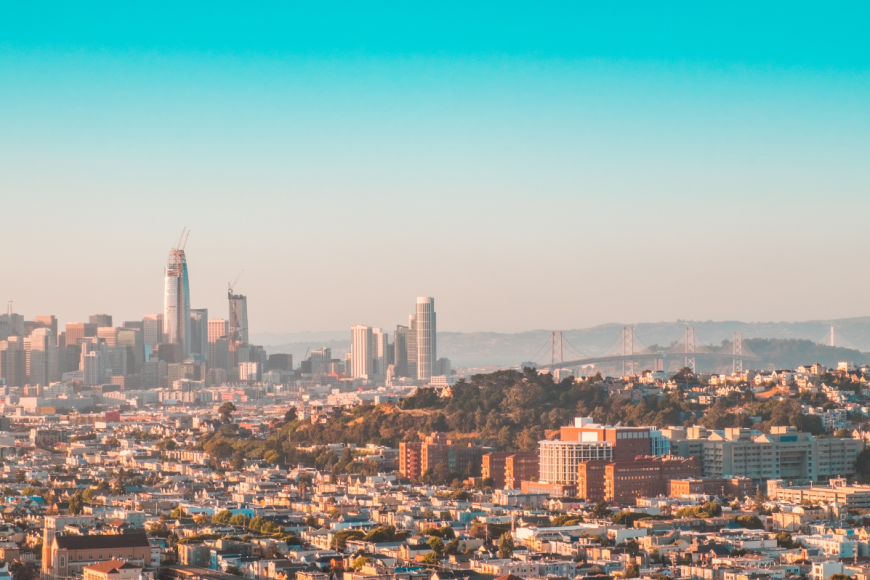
577;455;701;503
559;417;652;461
505;452;538;489
577;460;609;501
483;451;538;489
398;432;483;480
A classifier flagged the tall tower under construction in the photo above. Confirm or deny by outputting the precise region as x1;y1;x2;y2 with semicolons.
164;231;191;357
228;286;248;369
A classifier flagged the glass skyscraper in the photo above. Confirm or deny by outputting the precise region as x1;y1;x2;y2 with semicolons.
164;247;191;357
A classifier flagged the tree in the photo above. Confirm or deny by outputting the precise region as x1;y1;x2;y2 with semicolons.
248;516;262;531
497;532;514;559
428;536;445;555
219;402;237;423
775;531;799;549
170;507;184;518
229;514;249;526
421;552;440;565
68;492;84;515
284;408;298;422
591;501;613;519
736;515;764;530
330;529;364;550
624;563;640;578
260;521;281;534
350;557;371;571
212;510;233;524
829;574;852;580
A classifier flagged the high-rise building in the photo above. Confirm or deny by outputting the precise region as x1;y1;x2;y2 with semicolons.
0;336;26;387
406;315;417;378
29;328;59;386
394;325;409;377
372;328;390;376
208;318;228;343
350;324;373;379
190;309;208;360
97;327;119;346
0;312;24;341
415;297;436;381
117;328;144;374
143;314;164;349
89;314;113;327
228;290;248;368
34;316;58;340
164;243;191;357
65;323;97;346
82;350;105;387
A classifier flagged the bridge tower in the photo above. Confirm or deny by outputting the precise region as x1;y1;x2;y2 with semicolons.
684;326;695;373
551;331;563;366
732;331;743;374
623;326;635;376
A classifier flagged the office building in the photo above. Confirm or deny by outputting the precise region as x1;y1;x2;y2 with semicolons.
415;297;436;381
142;314;163;349
82;350;105;387
34;315;58;339
29;328;59;386
89;314;113;327
208;318;227;343
406;315;417;378
539;439;613;484
697;426;862;482
351;325;373;379
394;325;409;377
190;308;208;360
0;336;26;387
267;353;293;372
239;361;260;382
164;243;191;357
372;328;390;375
117;328;144;373
65;322;97;346
97;326;119;346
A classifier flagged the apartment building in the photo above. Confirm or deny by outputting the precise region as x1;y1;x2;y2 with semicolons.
700;426;861;482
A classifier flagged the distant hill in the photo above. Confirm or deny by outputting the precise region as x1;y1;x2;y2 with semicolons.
260;316;870;370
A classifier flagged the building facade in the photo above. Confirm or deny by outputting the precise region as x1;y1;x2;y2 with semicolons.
415;297;435;381
164;246;191;357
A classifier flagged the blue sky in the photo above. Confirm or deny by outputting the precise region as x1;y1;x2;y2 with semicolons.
2;3;869;334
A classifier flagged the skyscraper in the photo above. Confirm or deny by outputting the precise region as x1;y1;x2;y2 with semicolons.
89;314;113;327
406;315;418;379
372;328;390;376
164;239;191;358
351;324;373;379
416;297;436;381
142;314;164;349
394;325;409;377
29;328;59;386
228;289;248;368
190;308;208;360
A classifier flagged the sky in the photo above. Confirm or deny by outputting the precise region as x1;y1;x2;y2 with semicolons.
2;2;870;335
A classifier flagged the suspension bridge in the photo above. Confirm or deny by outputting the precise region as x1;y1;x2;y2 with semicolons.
527;326;759;375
